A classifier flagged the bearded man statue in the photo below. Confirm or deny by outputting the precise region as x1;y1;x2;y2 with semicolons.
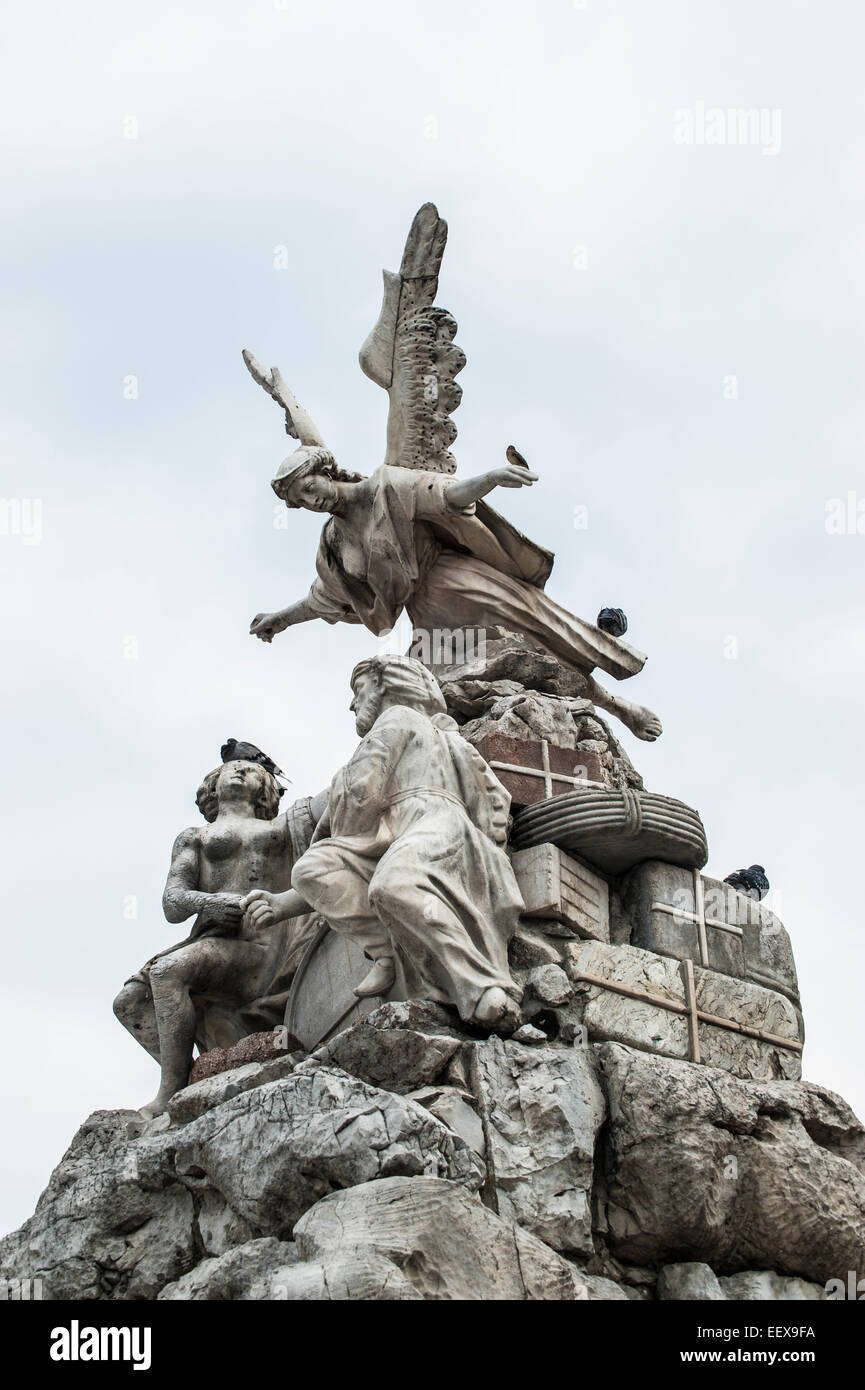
243;655;525;1032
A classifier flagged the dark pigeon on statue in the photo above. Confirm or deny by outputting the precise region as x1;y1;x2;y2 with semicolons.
506;444;531;470
724;864;770;901
220;738;290;783
597;607;628;638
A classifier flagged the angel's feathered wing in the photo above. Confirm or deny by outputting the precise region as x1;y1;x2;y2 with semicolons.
359;203;465;474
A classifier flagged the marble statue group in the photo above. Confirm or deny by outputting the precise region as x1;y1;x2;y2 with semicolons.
6;195;837;1316
115;204;665;1116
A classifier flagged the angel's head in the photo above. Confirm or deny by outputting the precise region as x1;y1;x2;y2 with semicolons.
271;447;365;513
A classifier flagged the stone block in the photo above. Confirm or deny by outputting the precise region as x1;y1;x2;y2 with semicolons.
312;1002;462;1095
195;1190;261;1258
158;1238;298;1301
466;1037;606;1255
524;963;573;1007
292;1176;591;1300
658;1262;829;1301
473;733;604;808
717;1270;829;1300
562;938;803;1081
511;843;610;941
0;1111;195;1301
619;860;800;1004
657;1262;725;1300
408;1085;486;1157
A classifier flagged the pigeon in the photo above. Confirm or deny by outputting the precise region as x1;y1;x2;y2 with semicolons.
506;444;530;469
597;607;628;638
220;738;290;783
723;864;770;901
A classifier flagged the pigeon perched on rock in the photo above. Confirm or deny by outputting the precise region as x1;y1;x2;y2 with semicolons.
723;864;770;901
220;738;290;783
597;607;628;638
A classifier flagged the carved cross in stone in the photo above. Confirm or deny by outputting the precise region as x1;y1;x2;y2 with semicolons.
650;868;744;969
571;957;802;1063
474;734;606;808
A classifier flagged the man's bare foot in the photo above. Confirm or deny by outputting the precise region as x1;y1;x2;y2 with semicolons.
473;987;521;1033
354;956;396;999
619;702;663;742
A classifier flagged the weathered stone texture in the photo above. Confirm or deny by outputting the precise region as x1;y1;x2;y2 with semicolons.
311;1000;461;1094
290;1177;598;1300
467;1037;606;1255
0;1111;195;1301
188;1029;303;1084
619;860;800;1003
171;1067;481;1238
597;1043;865;1285
169;1053;299;1125
563;939;802;1081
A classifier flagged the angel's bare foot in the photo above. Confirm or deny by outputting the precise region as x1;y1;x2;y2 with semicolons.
585;677;662;743
623;706;664;739
617;701;663;742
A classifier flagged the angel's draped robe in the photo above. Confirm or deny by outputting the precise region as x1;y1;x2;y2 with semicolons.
303;464;644;680
291;703;523;1021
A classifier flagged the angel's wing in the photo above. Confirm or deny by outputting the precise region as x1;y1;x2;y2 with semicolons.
359;203;466;474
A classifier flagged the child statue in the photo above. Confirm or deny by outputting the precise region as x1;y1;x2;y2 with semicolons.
113;758;325;1117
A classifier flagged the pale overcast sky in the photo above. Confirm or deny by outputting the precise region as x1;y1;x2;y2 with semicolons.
2;0;864;1235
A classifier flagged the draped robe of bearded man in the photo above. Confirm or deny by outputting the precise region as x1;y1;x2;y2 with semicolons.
289;656;525;1027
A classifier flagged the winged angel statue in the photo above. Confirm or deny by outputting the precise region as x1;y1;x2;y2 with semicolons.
245;204;662;742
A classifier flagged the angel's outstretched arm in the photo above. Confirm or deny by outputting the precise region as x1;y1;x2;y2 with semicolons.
447;463;539;510
249;596;322;643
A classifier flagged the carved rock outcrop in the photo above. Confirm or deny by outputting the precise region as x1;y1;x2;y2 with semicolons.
171;1067;482;1237
596;1043;865;1284
0;1111;196;1301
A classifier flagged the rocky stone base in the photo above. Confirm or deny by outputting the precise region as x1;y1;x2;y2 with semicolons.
2;1005;862;1301
431;626;645;792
